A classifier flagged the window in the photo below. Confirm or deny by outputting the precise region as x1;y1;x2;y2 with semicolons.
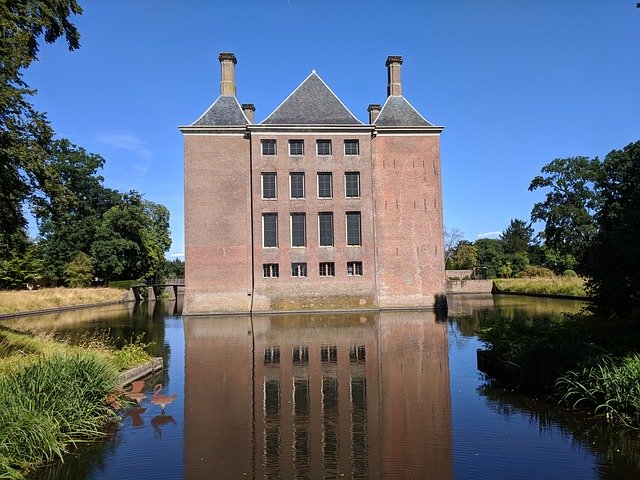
345;172;360;198
264;346;280;364
321;345;338;363
289;139;304;155
317;173;333;198
291;262;307;277
347;261;363;276
293;346;309;364
349;345;366;363
346;212;361;246
263;213;278;247
263;263;279;278
291;213;306;247
319;262;335;277
261;173;277;199
261;139;276;155
289;172;305;199
318;212;334;246
344;140;359;155
316;139;332;155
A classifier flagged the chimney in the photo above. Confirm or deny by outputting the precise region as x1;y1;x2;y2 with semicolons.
242;103;255;123
219;52;237;96
368;104;381;123
386;55;403;96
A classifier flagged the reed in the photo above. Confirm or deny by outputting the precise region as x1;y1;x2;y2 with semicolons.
0;288;125;315
493;277;588;298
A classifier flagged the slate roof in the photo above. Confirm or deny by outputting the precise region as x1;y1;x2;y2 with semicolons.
191;96;248;126
262;72;362;125
375;96;432;127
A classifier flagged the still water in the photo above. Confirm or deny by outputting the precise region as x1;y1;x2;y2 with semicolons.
3;295;640;479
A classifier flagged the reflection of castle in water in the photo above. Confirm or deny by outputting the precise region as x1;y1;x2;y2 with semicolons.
184;312;452;479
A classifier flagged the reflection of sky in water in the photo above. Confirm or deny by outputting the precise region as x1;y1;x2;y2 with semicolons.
19;296;640;480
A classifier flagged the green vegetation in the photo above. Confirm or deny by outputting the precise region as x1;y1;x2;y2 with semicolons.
493;277;587;298
0;329;152;478
0;288;125;315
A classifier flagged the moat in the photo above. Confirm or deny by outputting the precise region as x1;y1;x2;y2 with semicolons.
2;295;639;479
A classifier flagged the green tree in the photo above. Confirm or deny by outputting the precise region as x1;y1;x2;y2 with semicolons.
0;242;43;289
474;238;506;278
0;0;82;258
500;219;534;255
33;139;122;282
584;141;640;317
64;251;93;287
529;156;602;271
448;242;477;270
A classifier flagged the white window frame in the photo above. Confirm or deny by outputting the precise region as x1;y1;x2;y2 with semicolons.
316;139;332;156
289;139;304;156
317;172;333;199
289;172;305;199
261;172;277;200
261;139;276;155
344;139;359;156
290;212;306;248
262;213;278;248
344;172;360;198
347;261;363;276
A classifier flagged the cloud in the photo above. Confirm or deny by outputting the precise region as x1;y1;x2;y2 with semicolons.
476;231;501;240
170;252;185;259
95;131;154;176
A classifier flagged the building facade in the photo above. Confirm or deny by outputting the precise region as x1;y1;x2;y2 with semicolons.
180;53;446;315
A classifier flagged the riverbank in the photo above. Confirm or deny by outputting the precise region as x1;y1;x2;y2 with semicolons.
0;288;126;316
493;277;588;298
478;310;640;427
0;329;152;478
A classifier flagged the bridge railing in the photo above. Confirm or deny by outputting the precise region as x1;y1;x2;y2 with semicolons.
144;278;185;286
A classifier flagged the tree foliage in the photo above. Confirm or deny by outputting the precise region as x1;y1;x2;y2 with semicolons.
500;219;534;255
64;251;92;287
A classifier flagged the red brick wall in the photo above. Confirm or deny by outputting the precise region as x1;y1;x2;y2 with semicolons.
183;133;252;313
372;133;446;307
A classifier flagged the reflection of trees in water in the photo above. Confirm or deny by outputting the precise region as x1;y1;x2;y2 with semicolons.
480;386;640;476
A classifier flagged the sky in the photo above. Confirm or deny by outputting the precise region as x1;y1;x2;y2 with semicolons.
23;1;640;257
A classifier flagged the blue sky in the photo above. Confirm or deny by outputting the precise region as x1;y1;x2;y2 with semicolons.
24;1;640;257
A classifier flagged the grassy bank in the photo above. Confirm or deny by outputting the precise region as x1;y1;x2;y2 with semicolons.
0;288;125;315
478;312;640;427
493;277;588;298
0;330;151;478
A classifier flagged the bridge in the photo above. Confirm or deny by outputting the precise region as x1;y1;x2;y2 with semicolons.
126;278;185;302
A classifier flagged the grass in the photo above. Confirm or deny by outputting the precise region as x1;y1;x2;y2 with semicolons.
493;277;588;298
0;330;152;478
0;288;125;315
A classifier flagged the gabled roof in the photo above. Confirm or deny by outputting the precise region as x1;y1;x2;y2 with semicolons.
191;96;248;126
262;71;362;125
375;96;433;127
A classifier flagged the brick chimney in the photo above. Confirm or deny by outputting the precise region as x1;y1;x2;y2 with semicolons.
219;52;237;96
386;55;403;96
242;103;255;123
368;104;381;123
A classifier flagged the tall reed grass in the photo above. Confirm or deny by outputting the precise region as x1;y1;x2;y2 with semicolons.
493;277;588;297
0;288;125;315
0;353;118;478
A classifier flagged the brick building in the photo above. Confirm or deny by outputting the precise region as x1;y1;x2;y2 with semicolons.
180;53;446;315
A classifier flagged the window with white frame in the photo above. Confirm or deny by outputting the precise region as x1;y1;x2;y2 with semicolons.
346;212;361;246
291;262;307;277
316;139;332;155
262;213;278;247
263;263;279;278
345;172;360;198
261;172;277;199
289;172;305;199
344;139;359;155
319;262;335;277
318;212;334;247
289;139;304;156
317;172;333;198
347;261;363;276
291;213;306;247
261;139;276;155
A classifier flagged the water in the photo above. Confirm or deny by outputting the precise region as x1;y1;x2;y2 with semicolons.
4;295;640;479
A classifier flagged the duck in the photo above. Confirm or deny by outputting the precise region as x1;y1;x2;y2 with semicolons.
151;384;177;413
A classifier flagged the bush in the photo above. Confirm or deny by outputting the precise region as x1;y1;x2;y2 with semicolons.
563;269;578;278
64;252;93;288
517;266;556;278
107;279;140;290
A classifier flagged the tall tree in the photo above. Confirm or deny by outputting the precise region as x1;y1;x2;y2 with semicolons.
529;156;602;271
500;218;534;255
0;0;82;257
584;141;640;317
444;227;464;262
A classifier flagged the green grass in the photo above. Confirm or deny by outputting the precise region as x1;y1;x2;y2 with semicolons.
493;277;588;298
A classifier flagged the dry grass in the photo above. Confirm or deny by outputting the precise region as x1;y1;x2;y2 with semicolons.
493;277;588;298
0;288;125;315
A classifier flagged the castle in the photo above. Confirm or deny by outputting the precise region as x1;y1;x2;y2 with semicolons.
180;53;445;315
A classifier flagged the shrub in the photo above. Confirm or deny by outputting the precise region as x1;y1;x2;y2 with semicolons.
64;252;93;288
107;279;140;290
517;266;556;278
563;269;578;278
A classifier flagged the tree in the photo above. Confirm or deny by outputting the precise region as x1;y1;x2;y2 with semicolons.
474;238;506;278
500;219;534;255
448;242;477;270
444;227;464;262
0;242;43;289
64;251;93;288
584;141;640;317
0;0;83;257
529;156;602;272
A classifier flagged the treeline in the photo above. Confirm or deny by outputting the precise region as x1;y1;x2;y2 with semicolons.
447;140;640;317
0;1;177;290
